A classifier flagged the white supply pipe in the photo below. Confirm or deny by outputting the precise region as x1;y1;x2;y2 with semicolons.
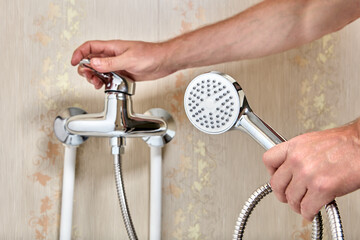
149;146;163;240
59;145;78;240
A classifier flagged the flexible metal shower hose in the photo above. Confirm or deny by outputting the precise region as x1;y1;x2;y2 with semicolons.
233;182;344;240
325;200;344;239
113;154;138;240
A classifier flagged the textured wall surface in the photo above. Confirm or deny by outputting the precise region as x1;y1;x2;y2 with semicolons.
1;0;360;239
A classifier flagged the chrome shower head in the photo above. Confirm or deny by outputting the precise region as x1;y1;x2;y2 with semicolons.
184;72;285;150
184;73;344;240
184;71;247;135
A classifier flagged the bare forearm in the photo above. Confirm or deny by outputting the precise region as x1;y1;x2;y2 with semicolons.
164;0;360;71
71;0;359;83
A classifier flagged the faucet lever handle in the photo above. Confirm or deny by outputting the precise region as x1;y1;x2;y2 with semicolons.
79;59;135;95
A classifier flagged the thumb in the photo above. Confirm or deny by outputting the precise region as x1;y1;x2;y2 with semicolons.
90;56;127;73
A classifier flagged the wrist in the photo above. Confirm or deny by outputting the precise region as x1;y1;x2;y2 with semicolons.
353;118;360;140
351;118;360;190
161;36;195;73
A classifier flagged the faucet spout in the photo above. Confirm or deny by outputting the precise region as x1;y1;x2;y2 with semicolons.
65;93;167;138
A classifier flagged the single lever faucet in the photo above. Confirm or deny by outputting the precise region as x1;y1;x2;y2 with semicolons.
64;59;167;138
54;59;176;240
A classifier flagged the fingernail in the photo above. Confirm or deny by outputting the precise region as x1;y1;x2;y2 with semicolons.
91;58;100;66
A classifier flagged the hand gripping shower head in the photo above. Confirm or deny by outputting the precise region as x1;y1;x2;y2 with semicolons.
184;71;344;240
184;71;285;149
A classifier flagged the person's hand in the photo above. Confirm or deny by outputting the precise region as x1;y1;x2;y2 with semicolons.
71;40;176;89
263;119;360;221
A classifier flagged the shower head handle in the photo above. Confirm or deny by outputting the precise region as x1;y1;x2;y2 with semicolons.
235;109;286;150
79;59;135;95
184;71;286;150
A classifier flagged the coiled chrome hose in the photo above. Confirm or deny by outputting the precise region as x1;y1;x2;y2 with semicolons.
233;183;273;240
113;154;138;240
325;201;344;239
233;182;344;240
312;211;323;240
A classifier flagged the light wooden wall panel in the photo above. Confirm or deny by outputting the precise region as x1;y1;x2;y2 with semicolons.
1;0;360;239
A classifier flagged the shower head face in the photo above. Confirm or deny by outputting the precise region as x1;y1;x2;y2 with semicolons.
184;72;245;134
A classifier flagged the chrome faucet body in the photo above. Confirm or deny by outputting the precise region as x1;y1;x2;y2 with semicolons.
63;59;167;139
66;92;167;138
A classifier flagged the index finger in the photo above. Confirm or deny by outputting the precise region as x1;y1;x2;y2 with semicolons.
71;40;119;66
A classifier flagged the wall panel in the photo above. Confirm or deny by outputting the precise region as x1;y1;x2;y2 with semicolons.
1;0;359;239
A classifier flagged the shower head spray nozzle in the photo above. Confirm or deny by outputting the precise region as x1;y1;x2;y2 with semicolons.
184;72;248;135
184;71;284;150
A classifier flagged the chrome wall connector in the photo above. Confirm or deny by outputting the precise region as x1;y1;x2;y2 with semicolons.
54;107;88;146
142;108;176;148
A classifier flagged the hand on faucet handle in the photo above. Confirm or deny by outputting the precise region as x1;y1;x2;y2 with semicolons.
79;59;135;95
79;59;112;88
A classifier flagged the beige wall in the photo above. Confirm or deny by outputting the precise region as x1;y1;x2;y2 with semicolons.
1;0;360;239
